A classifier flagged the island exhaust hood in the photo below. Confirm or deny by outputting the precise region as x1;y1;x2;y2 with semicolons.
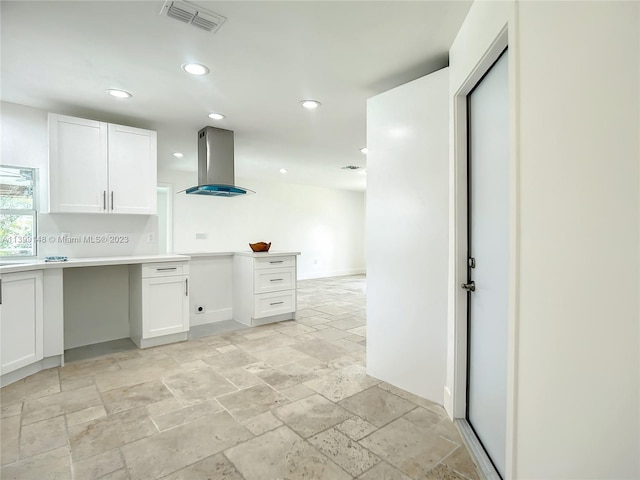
183;126;254;197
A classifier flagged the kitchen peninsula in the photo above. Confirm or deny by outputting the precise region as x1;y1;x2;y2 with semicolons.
0;251;300;387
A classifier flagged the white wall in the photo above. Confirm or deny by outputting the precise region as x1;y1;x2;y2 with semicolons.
448;1;640;477
366;68;449;404
159;169;366;280
1;101;158;258
63;265;130;348
188;255;233;326
516;2;639;477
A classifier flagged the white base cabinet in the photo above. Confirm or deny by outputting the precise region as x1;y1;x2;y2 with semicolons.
0;271;44;375
129;262;189;348
233;253;298;326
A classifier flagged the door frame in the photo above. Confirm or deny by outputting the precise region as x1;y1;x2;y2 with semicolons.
449;25;519;479
157;183;174;254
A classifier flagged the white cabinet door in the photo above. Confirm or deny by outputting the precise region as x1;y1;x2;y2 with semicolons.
108;124;157;214
0;271;44;375
142;276;188;338
48;114;108;213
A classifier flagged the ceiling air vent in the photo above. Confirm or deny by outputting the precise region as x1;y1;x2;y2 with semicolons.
160;1;226;33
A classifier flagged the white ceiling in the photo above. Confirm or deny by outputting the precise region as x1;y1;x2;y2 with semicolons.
1;1;471;191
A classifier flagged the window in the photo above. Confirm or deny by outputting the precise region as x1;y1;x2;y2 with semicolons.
0;166;37;258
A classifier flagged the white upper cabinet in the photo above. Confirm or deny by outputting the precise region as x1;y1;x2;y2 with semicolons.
48;113;157;214
107;124;157;214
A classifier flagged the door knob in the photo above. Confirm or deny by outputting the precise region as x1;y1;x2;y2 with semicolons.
461;281;476;292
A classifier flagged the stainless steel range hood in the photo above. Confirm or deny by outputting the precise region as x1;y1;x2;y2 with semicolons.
184;126;254;197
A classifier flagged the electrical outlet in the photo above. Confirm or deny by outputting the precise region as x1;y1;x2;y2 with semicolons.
195;305;205;314
147;233;154;243
314;259;318;265
195;232;207;240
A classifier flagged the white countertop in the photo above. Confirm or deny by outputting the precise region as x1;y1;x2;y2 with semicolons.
0;254;190;274
234;250;301;258
178;252;234;257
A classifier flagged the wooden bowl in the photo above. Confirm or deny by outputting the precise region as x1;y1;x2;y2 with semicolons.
249;242;271;252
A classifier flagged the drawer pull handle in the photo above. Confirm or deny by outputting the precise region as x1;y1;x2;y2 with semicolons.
270;301;284;306
270;278;284;282
156;267;177;271
270;260;284;264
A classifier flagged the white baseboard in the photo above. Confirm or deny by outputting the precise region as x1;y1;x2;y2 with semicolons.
298;268;366;280
444;385;454;419
190;307;233;326
1;355;63;387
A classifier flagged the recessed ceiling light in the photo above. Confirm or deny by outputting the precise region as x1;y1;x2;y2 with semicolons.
182;63;210;75
106;89;132;99
300;100;321;110
360;147;368;154
279;168;288;174
172;152;184;158
208;113;226;120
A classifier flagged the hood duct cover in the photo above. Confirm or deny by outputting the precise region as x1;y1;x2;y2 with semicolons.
183;126;254;197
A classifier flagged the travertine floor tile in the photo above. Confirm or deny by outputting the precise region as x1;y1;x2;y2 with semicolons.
309;427;381;476
65;405;107;427
339;386;416;427
151;399;223;431
305;364;380;402
200;348;259;370
241;411;283;436
120;411;251;480
253;345;313;366
236;333;298;354
425;464;470;480
59;356;120;380
19;415;67;459
0;369;60;405
0;402;22;419
217;383;289;422
68;406;156;461
290;338;349;362
225;426;352;480
1;415;20;465
94;358;181;392
255;361;317;390
101;380;173;414
336;416;378;441
0;446;71;480
360;418;458;478
22;385;102;424
273;393;351;438
279;383;315;401
442;446;481;480
162;366;237;405
327;316;367;331
215;366;262;389
357;461;413;480
71;448;124;480
161;452;244;480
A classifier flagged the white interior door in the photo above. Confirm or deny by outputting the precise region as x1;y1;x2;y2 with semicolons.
466;50;509;477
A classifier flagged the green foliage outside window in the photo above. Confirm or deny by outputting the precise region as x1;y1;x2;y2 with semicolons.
0;166;37;257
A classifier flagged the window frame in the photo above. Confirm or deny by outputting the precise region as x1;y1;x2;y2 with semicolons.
0;165;38;259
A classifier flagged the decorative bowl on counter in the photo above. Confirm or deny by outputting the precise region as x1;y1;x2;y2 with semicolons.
249;242;271;252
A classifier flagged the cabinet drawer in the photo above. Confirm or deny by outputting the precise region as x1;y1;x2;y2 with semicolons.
254;256;296;269
254;290;296;319
254;267;295;294
142;262;185;278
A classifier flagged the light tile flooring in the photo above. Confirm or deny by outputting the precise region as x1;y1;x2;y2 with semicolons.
0;275;480;480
